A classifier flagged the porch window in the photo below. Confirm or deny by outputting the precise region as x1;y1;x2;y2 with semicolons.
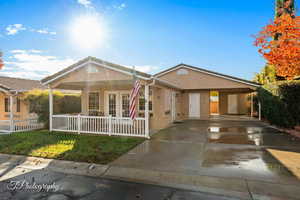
138;89;153;111
4;97;10;112
88;92;100;111
121;94;130;117
17;98;21;112
108;94;117;117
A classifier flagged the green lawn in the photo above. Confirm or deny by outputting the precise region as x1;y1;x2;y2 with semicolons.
0;130;145;164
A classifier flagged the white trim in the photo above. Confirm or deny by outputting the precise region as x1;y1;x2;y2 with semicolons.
9;95;14;132
0;87;10;93
155;65;260;88
42;59;150;85
49;88;53;132
145;84;150;139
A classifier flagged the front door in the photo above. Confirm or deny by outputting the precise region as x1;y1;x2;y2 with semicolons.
106;91;130;117
171;92;176;122
189;93;200;118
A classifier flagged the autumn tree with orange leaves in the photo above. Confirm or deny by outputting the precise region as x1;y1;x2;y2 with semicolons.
0;51;4;69
255;13;300;80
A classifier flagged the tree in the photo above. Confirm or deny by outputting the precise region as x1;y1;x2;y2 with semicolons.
254;64;277;84
0;51;4;69
276;0;295;18
254;13;300;80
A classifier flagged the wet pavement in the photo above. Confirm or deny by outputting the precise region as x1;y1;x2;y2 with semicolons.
0;168;239;200
112;120;300;184
1;119;300;199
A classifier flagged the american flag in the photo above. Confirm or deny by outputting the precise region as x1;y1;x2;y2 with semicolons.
129;79;141;120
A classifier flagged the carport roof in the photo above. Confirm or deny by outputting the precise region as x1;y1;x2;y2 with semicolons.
155;63;261;88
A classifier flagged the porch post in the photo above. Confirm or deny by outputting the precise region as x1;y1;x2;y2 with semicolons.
9;95;14;132
258;101;262;121
250;93;254;118
49;87;53;132
145;84;150;139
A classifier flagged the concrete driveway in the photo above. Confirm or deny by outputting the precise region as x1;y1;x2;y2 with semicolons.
111;119;300;199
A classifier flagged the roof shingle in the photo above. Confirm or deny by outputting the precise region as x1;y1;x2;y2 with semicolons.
0;76;45;92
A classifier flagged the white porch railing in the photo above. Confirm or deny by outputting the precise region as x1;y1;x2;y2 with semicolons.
0;120;11;133
0;118;44;133
52;115;147;138
13;118;44;132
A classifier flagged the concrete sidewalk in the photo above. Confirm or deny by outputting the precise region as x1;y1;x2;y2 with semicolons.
1;154;299;200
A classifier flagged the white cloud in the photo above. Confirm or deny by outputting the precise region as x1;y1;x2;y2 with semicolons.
114;3;126;10
36;29;57;35
1;50;75;79
6;24;26;35
77;0;93;9
135;65;159;74
0;70;45;80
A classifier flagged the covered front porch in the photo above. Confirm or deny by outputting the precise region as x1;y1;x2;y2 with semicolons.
48;76;151;138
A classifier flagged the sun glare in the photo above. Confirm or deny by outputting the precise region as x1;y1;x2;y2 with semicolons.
70;15;106;49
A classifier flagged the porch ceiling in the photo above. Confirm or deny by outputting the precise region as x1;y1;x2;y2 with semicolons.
55;80;135;90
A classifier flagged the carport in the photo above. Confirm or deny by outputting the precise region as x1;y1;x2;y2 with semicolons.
154;63;262;121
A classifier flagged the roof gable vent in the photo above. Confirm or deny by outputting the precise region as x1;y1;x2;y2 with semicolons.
177;68;188;75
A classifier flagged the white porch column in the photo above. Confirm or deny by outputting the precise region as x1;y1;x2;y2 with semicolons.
49;87;53;132
250;93;254;118
258;101;262;121
145;84;150;139
9;95;14;132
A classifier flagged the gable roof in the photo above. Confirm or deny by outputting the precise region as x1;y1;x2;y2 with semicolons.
154;63;261;88
41;56;152;85
0;76;45;93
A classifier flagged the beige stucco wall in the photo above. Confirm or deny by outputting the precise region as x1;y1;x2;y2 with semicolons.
50;63;147;90
158;67;257;90
0;92;32;120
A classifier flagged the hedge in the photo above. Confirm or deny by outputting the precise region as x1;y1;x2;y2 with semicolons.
23;89;81;128
256;80;300;128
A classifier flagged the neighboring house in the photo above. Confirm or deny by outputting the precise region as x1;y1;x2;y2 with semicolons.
0;76;45;133
41;57;261;138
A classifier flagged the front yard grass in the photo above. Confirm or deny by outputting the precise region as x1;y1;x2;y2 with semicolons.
0;130;145;164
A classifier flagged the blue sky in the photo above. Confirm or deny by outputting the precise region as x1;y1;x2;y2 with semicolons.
0;0;283;80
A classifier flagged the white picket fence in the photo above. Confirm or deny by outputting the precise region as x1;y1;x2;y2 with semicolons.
52;115;147;138
0;118;44;133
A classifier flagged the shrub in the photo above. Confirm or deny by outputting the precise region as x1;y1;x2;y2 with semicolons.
257;81;300;128
23;90;81;128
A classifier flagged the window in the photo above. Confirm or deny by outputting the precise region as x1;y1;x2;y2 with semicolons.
108;94;117;117
4;98;10;112
88;92;100;111
138;89;153;111
17;98;21;112
121;94;130;117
